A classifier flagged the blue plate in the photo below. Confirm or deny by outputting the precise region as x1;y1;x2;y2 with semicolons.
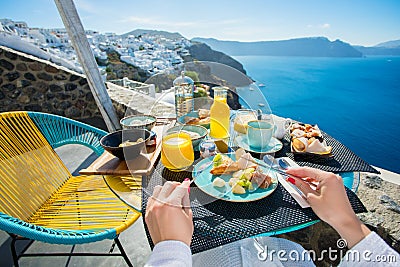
235;135;283;154
193;153;278;202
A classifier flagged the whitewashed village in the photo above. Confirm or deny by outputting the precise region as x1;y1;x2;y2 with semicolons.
0;18;191;77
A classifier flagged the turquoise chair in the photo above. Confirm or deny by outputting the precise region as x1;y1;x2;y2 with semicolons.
0;111;141;267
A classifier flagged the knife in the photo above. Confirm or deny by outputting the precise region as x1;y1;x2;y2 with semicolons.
241;156;311;208
240;156;304;180
190;161;213;185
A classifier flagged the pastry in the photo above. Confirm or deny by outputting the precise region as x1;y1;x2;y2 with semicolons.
198;109;210;119
184;116;199;124
210;154;240;175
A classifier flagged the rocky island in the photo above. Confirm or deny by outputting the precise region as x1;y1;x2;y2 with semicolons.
192;37;363;57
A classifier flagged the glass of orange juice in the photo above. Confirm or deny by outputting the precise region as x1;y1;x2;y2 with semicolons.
161;132;194;171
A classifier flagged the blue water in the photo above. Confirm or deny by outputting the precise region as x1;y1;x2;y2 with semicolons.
234;56;400;173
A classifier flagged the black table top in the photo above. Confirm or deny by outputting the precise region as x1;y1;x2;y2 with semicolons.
141;157;367;254
140;123;375;253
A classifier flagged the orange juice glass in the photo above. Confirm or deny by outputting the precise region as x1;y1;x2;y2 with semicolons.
161;132;194;171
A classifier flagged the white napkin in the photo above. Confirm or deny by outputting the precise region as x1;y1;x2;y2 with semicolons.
276;157;310;208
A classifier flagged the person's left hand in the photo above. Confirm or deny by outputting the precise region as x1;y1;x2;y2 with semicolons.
145;179;193;246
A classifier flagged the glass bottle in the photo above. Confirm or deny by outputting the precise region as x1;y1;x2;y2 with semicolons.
210;87;230;139
173;71;194;118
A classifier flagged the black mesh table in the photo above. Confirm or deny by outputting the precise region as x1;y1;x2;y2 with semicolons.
139;125;378;254
141;162;367;254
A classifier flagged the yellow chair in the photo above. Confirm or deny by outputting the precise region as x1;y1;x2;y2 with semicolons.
0;111;141;267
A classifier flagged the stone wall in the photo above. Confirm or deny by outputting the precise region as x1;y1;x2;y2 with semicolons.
0;46;102;123
0;46;175;130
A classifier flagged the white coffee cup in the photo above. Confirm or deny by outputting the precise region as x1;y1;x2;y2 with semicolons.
272;115;292;139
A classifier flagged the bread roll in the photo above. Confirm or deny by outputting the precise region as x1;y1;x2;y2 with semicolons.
292;137;308;152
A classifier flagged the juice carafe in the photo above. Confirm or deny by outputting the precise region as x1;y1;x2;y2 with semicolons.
210;87;230;139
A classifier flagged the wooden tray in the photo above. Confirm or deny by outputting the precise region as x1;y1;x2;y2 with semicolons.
79;122;171;176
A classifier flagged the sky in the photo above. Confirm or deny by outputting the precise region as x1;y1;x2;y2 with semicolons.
0;0;399;46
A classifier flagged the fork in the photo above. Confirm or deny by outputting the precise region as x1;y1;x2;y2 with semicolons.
240;155;318;187
190;161;213;185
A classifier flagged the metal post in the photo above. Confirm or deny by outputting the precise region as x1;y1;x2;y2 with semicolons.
123;77;129;87
149;84;156;98
54;0;121;132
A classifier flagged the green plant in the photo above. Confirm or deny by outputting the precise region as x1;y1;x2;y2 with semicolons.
185;71;199;82
194;89;207;98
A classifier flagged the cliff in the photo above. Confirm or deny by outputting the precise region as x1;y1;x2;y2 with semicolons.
354;46;400;56
193;37;363;57
105;50;150;82
104;42;248;84
186;42;247;74
121;29;183;39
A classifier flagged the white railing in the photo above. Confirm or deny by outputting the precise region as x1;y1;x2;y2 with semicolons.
108;77;155;97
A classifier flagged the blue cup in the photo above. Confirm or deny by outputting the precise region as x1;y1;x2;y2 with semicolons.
247;120;274;149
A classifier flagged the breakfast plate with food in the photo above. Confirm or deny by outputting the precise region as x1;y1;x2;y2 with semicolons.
177;109;211;129
193;148;279;202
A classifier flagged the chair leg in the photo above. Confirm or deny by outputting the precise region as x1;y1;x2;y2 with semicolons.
8;234;132;267
114;237;133;267
10;237;20;267
65;244;76;267
9;235;35;267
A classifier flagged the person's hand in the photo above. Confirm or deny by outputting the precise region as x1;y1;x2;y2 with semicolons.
286;167;353;226
145;179;193;246
286;167;370;248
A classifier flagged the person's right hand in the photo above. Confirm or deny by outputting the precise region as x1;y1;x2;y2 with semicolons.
286;167;371;248
145;180;193;246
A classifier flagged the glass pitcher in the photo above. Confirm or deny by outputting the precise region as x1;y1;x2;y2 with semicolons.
173;71;194;118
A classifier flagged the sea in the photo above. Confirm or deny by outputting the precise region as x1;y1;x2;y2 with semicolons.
233;55;400;174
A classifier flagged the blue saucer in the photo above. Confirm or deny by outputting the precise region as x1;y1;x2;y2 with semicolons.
235;135;283;153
